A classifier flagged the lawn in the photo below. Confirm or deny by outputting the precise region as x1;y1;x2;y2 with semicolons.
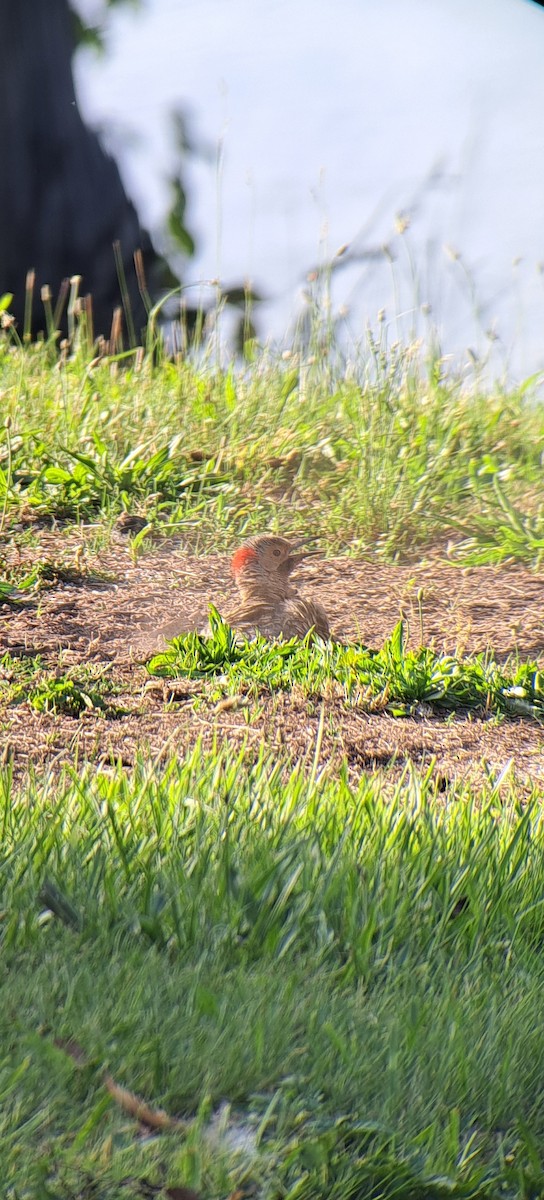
1;306;544;1197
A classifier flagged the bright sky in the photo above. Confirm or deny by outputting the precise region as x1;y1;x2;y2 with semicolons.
74;0;544;372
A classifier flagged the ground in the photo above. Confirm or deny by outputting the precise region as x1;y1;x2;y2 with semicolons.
2;526;543;787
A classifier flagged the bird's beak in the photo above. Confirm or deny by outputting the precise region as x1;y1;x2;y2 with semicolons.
287;540;318;568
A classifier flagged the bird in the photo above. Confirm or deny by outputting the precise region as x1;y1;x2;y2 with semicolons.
209;534;330;641
115;512;148;535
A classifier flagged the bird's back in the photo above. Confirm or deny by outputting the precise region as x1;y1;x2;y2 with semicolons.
222;594;330;641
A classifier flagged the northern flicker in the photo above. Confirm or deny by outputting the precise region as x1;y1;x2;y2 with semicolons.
211;534;330;641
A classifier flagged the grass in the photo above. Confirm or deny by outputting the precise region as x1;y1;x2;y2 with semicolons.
1;297;544;1196
2;750;544;1196
0;307;543;561
0;552;41;605
0;653;121;717
147;610;544;720
0;546;113;601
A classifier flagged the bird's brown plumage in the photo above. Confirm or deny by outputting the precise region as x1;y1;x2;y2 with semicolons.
214;534;330;640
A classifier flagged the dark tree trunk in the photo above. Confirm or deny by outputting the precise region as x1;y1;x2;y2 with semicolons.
0;0;159;340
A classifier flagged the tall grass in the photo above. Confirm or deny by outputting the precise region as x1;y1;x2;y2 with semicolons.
0;312;543;559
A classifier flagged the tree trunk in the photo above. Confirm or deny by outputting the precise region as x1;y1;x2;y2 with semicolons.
0;0;158;340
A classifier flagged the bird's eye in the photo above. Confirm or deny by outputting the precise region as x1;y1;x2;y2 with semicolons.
273;549;281;557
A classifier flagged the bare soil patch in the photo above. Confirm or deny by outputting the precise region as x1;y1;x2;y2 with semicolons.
2;530;543;787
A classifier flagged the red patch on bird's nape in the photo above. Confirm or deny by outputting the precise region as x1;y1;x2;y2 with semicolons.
231;545;258;576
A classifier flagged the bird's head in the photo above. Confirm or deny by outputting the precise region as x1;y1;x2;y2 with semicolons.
230;535;313;598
